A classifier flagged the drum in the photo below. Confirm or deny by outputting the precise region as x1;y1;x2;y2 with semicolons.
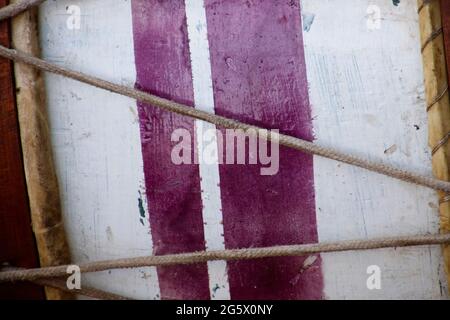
1;0;449;300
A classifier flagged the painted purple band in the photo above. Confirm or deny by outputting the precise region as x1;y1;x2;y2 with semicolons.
131;0;210;300
205;0;324;299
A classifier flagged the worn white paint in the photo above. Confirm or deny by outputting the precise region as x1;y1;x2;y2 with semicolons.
39;0;160;299
301;0;448;299
185;0;230;300
39;0;448;299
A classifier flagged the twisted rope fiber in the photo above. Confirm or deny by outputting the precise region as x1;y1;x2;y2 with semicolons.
420;1;450;160
33;278;131;300
0;46;450;193
1;267;132;300
426;86;448;112
421;26;443;52
1;233;450;283
417;0;432;14
0;0;45;21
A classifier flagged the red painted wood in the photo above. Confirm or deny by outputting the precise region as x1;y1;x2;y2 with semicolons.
0;0;44;299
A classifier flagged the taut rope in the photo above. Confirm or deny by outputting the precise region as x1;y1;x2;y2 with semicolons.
1;233;450;283
0;45;449;193
0;0;44;21
33;278;131;300
2;265;132;300
0;0;449;299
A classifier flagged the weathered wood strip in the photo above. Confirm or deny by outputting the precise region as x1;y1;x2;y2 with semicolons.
10;0;72;299
419;0;450;291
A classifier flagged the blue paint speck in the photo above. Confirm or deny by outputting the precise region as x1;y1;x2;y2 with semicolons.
138;190;146;226
302;12;315;32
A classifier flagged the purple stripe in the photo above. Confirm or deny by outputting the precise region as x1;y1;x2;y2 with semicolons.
205;0;324;299
131;0;210;300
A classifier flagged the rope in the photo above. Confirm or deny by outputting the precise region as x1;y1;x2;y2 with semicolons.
1;265;132;299
421;27;443;52
432;132;450;155
0;46;449;193
0;0;45;21
1;233;449;283
417;0;432;14
419;1;450;160
426;86;448;112
33;278;132;300
0;0;448;292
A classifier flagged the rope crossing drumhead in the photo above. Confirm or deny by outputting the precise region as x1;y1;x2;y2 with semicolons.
0;0;449;300
0;45;449;193
0;0;44;20
1;233;450;283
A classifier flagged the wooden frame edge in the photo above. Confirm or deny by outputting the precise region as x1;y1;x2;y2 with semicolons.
10;0;73;300
418;0;450;292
